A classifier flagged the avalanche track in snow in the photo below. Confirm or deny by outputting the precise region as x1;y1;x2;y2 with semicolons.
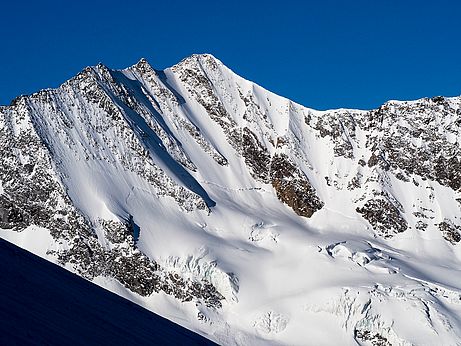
1;54;461;345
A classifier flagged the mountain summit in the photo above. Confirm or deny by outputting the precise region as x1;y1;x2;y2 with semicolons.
1;54;461;345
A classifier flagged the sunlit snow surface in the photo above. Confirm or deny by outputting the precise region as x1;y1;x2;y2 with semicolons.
1;54;461;345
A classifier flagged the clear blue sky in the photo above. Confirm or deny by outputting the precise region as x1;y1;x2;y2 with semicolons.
1;0;460;110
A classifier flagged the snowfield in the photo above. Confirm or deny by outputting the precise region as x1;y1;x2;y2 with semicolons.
1;54;461;345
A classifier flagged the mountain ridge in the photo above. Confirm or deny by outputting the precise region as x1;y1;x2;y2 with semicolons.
1;53;461;345
2;53;455;112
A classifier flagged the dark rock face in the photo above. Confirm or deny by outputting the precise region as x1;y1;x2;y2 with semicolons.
172;56;239;143
354;329;391;346
242;127;271;183
439;220;461;244
356;197;407;237
240;126;324;218
270;154;324;218
0;101;95;243
364;100;461;191
313;111;357;159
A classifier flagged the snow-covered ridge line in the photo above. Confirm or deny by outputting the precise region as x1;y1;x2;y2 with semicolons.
1;53;461;345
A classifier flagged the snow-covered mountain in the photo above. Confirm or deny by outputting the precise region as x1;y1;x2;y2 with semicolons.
1;53;461;345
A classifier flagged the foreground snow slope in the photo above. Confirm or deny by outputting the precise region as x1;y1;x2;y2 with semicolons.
1;54;461;345
0;238;214;345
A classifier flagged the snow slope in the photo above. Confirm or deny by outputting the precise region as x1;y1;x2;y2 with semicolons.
1;54;461;345
0;238;214;345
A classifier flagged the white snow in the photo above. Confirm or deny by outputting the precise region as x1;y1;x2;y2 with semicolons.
1;54;461;345
0;225;56;261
